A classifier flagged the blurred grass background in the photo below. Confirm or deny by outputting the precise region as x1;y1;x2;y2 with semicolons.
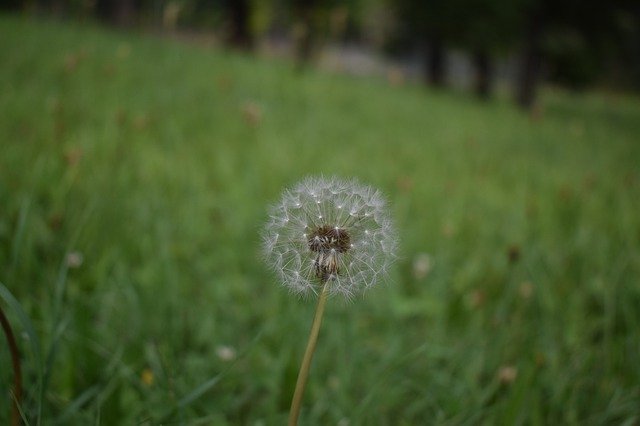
1;14;640;424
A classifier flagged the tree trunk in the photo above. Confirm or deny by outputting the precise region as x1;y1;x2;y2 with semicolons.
114;0;136;27
95;0;137;27
0;0;21;11
293;0;318;68
516;14;543;109
227;0;253;50
473;50;492;100
425;36;445;87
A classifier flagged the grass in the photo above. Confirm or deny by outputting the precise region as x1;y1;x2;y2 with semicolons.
1;13;640;425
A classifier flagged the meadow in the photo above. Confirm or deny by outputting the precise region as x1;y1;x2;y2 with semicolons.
1;14;640;425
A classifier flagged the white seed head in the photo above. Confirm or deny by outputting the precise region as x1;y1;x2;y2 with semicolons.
262;176;398;299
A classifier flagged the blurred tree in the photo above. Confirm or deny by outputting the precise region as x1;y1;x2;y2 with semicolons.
392;0;523;96
515;0;638;108
515;6;542;109
160;0;253;49
95;0;140;27
162;1;223;32
292;0;320;66
0;0;22;10
614;4;640;90
222;0;253;49
392;0;638;105
451;0;524;99
286;0;365;68
392;0;454;87
473;50;492;99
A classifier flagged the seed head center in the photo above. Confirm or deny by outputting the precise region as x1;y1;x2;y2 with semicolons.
308;225;351;281
308;225;351;254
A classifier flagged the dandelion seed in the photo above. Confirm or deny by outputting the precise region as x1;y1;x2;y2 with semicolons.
262;176;398;298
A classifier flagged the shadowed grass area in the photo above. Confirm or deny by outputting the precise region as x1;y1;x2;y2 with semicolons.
1;14;640;425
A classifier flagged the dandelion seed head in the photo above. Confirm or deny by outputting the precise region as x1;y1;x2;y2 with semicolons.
262;176;398;298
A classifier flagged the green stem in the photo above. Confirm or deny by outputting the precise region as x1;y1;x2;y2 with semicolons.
0;304;22;426
288;284;330;426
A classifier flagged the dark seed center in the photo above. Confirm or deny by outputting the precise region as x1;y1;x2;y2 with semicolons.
308;225;351;253
308;225;351;281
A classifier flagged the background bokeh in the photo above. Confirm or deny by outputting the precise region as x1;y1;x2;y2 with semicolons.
1;1;639;424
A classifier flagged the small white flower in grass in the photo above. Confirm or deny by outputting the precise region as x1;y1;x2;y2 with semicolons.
216;345;237;361
66;251;84;268
262;176;398;299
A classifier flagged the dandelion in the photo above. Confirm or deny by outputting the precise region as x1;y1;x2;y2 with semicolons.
262;176;397;425
262;176;397;299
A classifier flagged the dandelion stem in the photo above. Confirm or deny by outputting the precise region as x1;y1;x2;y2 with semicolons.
288;283;330;426
0;304;22;426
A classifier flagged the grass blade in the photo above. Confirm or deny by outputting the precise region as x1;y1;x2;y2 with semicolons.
0;282;43;424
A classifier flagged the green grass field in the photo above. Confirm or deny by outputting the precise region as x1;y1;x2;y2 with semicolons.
1;14;640;425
